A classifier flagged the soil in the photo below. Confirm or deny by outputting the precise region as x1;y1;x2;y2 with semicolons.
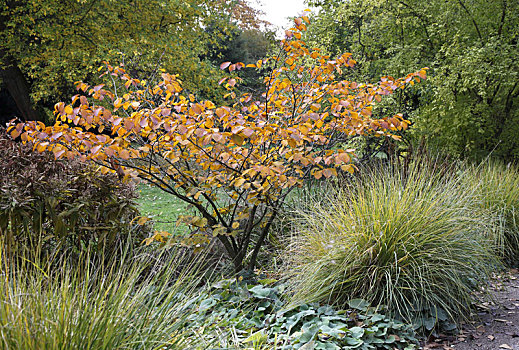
424;269;519;350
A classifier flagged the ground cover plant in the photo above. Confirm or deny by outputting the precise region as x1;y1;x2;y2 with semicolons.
283;160;500;330
183;277;419;349
10;17;427;273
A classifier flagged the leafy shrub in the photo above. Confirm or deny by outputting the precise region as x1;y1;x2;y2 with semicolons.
184;278;418;349
0;242;206;350
11;16;427;273
464;160;519;266
0;131;148;259
282;162;498;328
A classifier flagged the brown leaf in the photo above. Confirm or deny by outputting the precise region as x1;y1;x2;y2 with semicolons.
219;62;231;70
242;128;254;137
119;149;130;160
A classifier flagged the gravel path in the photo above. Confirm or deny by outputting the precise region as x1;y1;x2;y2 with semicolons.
425;269;519;350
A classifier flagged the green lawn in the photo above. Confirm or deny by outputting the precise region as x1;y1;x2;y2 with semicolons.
136;183;192;234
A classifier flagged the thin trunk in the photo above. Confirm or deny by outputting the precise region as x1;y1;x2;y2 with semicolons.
247;206;279;272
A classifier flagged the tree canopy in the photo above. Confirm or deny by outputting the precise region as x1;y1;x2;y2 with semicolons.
305;0;519;160
0;0;264;122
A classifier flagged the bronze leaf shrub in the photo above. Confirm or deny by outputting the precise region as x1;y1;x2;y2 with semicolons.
0;131;148;260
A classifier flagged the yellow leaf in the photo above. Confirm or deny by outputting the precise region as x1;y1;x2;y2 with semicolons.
204;100;216;109
215;107;227;118
53;148;65;159
220;62;231;70
232;222;240;229
137;216;150;225
234;178;246;187
204;118;214;128
191;104;202;114
10;129;20;139
337;152;350;164
341;164;355;174
231;134;244;146
36;142;48;153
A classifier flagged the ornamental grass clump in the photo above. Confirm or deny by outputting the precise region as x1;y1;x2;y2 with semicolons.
283;162;498;325
0;243;206;350
464;160;519;266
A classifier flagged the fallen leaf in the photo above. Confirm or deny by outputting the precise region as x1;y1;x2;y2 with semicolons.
488;335;495;341
424;342;442;348
499;344;513;349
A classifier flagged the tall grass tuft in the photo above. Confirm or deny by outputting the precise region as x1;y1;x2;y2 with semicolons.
0;243;207;350
283;162;498;324
463;160;519;266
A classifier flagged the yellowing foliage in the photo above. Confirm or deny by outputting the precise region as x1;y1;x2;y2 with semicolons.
10;18;426;272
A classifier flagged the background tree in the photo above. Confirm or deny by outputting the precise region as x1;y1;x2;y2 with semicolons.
204;0;276;98
305;0;519;161
10;18;426;273
204;24;276;98
0;0;262;123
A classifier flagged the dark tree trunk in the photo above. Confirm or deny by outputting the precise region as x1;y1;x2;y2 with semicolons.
0;50;41;122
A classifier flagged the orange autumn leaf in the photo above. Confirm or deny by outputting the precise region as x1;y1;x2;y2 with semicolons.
10;17;425;272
